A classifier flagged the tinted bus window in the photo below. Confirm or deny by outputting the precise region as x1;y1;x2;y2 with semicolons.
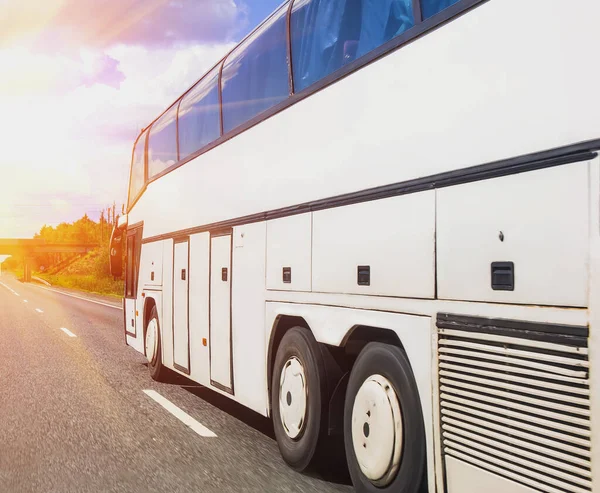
221;3;289;134
178;65;221;160
291;0;414;92
420;0;460;19
148;104;178;178
128;130;147;207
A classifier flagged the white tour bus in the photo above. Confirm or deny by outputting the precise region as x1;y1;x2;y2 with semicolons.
110;0;600;492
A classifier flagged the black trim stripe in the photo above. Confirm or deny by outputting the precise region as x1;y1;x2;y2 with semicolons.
141;140;598;245
437;313;589;347
128;0;489;212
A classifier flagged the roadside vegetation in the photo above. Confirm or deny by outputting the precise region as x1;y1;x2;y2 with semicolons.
2;212;124;298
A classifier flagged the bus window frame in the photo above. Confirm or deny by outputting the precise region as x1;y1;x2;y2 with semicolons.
220;1;291;135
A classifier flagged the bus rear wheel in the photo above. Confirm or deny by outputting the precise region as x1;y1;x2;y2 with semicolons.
146;305;168;382
344;342;426;493
271;327;327;472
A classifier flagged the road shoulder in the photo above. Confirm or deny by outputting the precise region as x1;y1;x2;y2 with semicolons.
30;282;123;309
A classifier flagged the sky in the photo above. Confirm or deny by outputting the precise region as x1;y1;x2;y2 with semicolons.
0;0;282;238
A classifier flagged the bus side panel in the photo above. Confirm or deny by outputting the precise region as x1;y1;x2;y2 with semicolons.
446;457;539;493
130;241;165;357
139;241;163;289
266;213;312;292
231;222;268;416
125;305;141;352
312;191;435;298
188;232;211;386
437;163;590;307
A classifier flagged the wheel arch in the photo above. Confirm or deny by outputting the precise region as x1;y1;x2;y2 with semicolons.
143;296;157;330
342;324;405;354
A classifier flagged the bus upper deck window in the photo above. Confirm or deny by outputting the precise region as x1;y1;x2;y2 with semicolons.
221;3;289;134
148;104;178;179
127;130;147;209
178;65;221;161
291;0;414;93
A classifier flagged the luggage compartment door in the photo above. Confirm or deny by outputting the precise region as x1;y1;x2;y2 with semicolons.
173;238;190;373
210;233;233;392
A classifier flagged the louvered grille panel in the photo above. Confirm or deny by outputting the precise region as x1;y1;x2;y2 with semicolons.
437;314;591;493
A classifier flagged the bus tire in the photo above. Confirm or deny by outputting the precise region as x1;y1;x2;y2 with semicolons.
344;342;426;493
146;305;168;382
272;327;328;472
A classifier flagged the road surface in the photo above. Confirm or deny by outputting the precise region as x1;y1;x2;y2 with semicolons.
0;273;352;493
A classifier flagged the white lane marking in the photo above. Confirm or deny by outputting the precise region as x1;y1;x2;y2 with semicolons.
31;285;122;310
143;390;217;438
35;308;43;313
60;328;77;338
0;281;19;296
23;300;28;303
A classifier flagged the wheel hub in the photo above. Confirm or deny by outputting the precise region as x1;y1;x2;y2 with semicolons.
351;374;403;486
279;357;307;439
145;318;158;364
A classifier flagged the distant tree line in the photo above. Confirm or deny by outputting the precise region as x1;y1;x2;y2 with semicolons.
3;204;124;277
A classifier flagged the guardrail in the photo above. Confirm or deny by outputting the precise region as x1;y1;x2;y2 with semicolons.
31;276;51;287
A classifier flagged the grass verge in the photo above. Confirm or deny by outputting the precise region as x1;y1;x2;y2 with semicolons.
37;273;123;298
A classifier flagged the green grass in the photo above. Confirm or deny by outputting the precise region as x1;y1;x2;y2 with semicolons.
5;267;24;279
35;247;124;298
37;273;123;298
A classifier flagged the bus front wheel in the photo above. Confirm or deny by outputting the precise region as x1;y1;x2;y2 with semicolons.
344;342;426;493
271;327;328;472
146;305;168;382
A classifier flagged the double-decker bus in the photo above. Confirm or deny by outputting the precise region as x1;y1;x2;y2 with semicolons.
110;0;600;491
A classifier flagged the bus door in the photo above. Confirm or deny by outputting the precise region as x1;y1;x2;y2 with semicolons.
125;226;142;341
209;232;233;392
173;237;190;373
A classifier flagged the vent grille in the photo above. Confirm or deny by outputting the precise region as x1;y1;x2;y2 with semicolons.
437;314;591;493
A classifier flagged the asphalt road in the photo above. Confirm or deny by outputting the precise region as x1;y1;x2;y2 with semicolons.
0;274;353;493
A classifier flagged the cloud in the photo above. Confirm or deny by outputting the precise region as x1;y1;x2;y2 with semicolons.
0;48;125;94
0;0;278;238
63;42;235;142
0;41;234;237
0;0;248;52
80;52;126;89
